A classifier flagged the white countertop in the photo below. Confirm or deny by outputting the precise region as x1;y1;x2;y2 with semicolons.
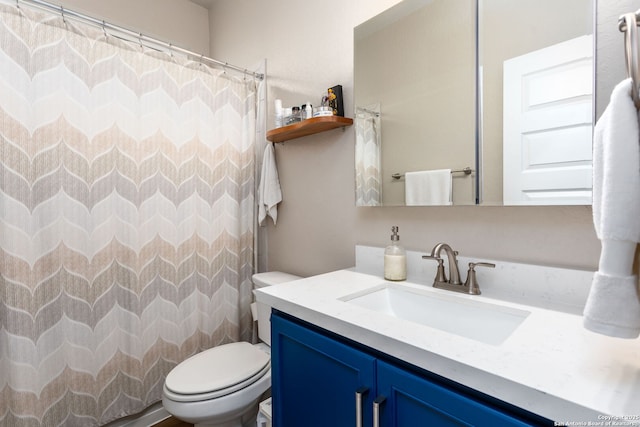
255;269;640;424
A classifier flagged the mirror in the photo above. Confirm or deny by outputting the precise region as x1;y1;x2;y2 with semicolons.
354;0;594;206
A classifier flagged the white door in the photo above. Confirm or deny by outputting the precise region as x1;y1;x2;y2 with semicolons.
503;35;593;205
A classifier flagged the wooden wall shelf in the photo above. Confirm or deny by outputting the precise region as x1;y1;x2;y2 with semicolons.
266;116;353;143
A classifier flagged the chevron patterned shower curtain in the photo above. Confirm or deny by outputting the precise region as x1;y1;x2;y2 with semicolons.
355;104;382;206
0;4;256;426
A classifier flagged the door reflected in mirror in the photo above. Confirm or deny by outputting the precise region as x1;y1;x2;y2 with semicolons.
354;0;594;206
481;0;593;205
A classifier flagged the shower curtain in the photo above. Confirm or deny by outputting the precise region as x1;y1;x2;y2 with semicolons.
355;105;382;206
0;4;256;426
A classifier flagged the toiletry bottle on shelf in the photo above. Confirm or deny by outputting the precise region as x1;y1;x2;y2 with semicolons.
290;106;301;124
384;226;406;281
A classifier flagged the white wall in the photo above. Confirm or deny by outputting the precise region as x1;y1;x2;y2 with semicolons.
207;0;605;276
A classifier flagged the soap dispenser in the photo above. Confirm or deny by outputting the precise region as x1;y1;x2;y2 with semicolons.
384;226;407;281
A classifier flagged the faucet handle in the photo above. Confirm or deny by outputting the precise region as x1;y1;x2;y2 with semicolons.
463;262;495;295
422;255;447;284
470;262;495;269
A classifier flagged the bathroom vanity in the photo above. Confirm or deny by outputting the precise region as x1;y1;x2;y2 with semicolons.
254;249;640;426
271;311;547;426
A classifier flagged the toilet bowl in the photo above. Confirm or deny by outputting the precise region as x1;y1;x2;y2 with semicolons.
161;272;301;427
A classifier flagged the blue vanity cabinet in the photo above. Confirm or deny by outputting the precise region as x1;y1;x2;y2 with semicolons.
271;311;550;427
270;312;377;427
377;360;535;426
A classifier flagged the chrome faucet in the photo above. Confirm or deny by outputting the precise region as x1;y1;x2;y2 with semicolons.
422;243;495;295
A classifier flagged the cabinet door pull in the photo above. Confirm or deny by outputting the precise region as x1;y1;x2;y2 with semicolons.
355;387;369;427
373;395;386;427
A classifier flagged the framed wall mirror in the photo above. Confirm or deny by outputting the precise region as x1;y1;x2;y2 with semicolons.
354;0;594;206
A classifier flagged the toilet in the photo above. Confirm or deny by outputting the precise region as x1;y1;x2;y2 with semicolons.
162;272;301;427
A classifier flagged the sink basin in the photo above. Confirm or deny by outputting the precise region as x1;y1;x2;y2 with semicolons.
341;284;530;345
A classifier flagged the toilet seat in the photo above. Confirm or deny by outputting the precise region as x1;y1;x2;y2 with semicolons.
164;342;270;402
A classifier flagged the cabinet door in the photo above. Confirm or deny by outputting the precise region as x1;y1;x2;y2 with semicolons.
271;312;376;427
376;361;538;427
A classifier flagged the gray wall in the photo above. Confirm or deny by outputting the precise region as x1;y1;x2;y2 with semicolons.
206;0;636;277
57;0;209;55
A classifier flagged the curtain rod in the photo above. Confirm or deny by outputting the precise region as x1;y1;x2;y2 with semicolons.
10;0;265;81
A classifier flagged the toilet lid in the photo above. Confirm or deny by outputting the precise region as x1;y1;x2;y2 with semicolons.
165;342;270;395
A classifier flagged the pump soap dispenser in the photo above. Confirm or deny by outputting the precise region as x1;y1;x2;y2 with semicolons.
384;226;407;281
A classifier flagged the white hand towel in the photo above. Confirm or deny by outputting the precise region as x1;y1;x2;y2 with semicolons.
258;144;282;226
584;273;640;338
583;78;640;338
405;169;452;206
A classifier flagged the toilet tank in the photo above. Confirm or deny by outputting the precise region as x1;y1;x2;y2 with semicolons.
253;272;301;345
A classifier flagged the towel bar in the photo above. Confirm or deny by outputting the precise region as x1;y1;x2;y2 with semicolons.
391;167;473;180
619;10;640;109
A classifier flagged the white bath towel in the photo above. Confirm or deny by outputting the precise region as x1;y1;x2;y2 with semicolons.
258;144;282;226
405;169;452;206
583;78;640;338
